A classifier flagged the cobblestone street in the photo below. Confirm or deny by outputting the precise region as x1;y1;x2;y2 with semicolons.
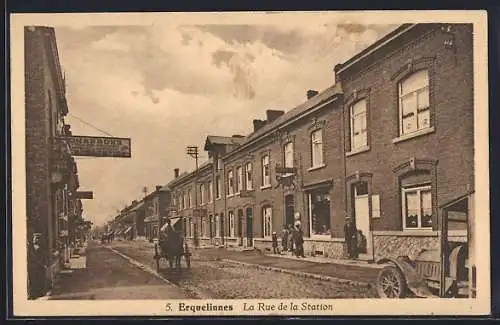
107;240;377;299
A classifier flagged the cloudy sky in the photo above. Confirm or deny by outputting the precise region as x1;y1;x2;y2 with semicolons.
53;16;397;226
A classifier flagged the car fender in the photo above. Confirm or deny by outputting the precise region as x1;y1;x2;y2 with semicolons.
376;257;436;298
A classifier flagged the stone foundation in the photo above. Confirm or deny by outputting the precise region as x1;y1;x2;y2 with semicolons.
373;232;439;260
254;238;346;259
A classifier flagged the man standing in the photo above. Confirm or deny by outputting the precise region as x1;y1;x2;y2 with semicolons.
294;223;305;258
344;216;358;259
281;225;289;252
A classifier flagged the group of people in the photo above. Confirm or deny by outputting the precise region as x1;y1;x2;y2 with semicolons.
344;216;368;258
271;221;306;258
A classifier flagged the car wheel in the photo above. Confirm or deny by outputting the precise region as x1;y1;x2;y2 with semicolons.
376;265;408;298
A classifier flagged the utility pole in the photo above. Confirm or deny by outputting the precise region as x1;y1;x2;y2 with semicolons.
187;146;199;247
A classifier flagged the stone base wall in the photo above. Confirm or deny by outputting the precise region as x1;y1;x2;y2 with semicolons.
254;238;346;259
373;234;439;260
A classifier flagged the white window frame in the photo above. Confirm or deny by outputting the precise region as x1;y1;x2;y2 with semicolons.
350;99;368;150
208;181;213;202
245;162;253;190
401;184;433;230
227;170;234;196
200;184;205;205
236;166;243;194
311;129;324;168
284;142;294;169
398;69;431;136
262;206;272;238
229;211;235;237
216;176;221;199
262;155;271;187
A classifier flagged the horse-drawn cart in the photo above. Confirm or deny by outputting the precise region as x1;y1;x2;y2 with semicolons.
153;219;191;271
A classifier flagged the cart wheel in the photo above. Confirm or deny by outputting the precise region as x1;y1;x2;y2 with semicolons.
376;265;407;298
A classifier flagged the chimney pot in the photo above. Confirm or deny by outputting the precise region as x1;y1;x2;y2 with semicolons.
265;110;285;123
307;90;319;99
174;168;180;178
253;119;267;132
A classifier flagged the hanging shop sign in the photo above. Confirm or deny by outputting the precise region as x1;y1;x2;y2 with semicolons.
59;135;131;158
73;191;94;199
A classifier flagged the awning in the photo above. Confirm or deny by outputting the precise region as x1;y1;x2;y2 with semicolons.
161;217;181;232
124;226;133;234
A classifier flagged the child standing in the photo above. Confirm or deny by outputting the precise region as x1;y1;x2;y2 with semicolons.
271;231;280;255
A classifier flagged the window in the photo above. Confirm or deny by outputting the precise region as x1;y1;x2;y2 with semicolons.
262;155;271;187
200;216;204;237
229;211;235;237
215;215;220;237
262;206;272;238
154;199;159;215
245;162;253;190
216;176;221;199
402;184;432;229
284;142;294;168
208;181;213;202
189;218;194;237
311;130;324;167
350;99;368;149
236;167;243;193
399;69;430;135
227;170;234;196
209;215;213;237
372;194;381;218
181;192;186;210
216;158;223;170
200;184;205;205
187;189;192;208
308;188;331;236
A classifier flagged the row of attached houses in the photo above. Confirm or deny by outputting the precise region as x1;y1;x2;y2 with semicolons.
114;23;475;263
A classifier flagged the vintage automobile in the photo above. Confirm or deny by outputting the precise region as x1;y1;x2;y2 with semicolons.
375;192;476;298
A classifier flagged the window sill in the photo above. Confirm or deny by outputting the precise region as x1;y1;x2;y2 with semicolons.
392;127;435;144
308;164;326;172
346;145;370;157
260;185;272;190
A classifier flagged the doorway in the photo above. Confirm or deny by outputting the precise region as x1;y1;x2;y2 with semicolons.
353;182;372;256
237;209;244;246
285;195;295;228
246;207;253;247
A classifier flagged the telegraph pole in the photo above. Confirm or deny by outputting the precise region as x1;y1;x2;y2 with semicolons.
187;146;199;247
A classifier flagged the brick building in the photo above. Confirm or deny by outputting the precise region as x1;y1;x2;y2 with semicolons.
25;26;83;299
143;185;172;240
147;23;475;262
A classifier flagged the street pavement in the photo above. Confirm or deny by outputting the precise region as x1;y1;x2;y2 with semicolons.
48;241;191;300
107;240;377;299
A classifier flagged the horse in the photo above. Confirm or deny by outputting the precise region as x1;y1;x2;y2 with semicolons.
159;230;186;270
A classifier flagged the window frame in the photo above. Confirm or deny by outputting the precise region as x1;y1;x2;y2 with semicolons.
262;206;273;238
227;169;234;196
215;176;221;199
261;155;271;187
310;129;324;168
245;162;253;190
229;211;235;237
307;189;332;238
284;141;294;169
350;99;368;150
236;166;243;194
200;183;205;205
208;181;213;203
398;69;431;136
401;183;433;230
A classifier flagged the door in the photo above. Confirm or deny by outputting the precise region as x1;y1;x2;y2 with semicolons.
246;207;253;247
285;195;295;227
237;209;244;246
353;182;371;255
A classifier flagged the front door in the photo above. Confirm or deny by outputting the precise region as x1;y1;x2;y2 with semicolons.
285;195;295;227
237;209;244;246
246;207;253;247
353;182;372;256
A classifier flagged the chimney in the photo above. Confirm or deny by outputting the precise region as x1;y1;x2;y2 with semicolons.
132;200;138;205
156;185;162;192
253;119;267;132
307;89;319;99
266;110;285;123
174;168;180;178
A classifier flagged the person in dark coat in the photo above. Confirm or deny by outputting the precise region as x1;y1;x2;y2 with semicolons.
344;217;358;258
271;232;280;254
293;224;305;258
288;224;295;254
281;225;289;252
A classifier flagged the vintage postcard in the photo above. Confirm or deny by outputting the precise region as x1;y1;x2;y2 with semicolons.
10;10;490;316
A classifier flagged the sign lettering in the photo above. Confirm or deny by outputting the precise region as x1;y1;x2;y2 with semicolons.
59;136;131;158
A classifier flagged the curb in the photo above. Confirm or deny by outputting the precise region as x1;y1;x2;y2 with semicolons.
221;258;373;289
103;245;210;299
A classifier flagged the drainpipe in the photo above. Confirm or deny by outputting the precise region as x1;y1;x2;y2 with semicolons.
341;96;349;259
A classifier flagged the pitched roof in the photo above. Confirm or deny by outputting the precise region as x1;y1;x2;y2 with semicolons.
204;135;246;151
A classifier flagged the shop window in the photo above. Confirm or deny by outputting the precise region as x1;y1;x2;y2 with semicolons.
350;99;368;150
311;130;324;168
402;184;433;229
398;69;431;135
308;188;331;236
262;206;272;238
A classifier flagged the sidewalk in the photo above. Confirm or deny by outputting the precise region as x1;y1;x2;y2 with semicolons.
110;239;381;286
